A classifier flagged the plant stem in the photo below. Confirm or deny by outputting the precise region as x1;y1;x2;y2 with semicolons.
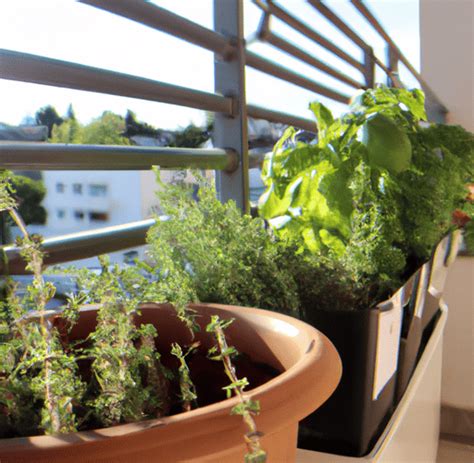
8;207;62;434
211;321;266;462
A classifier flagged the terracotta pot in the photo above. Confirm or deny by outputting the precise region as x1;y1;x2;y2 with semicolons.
0;303;341;463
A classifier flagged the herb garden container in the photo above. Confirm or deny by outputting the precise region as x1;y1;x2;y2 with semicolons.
0;302;341;463
395;231;461;401
298;231;461;457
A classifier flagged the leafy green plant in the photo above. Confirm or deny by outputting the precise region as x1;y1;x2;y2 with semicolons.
259;86;473;291
146;171;301;317
145;172;363;317
72;256;170;427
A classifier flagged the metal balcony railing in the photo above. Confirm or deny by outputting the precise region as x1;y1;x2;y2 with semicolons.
0;0;448;274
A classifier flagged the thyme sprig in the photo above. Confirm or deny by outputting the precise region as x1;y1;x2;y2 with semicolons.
1;174;83;435
170;342;198;412
207;316;267;463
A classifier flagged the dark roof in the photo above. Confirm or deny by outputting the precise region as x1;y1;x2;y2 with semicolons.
0;123;48;141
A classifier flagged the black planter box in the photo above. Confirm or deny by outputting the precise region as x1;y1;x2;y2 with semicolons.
396;232;461;401
298;305;399;457
298;231;462;457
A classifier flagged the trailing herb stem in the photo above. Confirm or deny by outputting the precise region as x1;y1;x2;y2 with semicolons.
170;342;198;412
207;316;267;463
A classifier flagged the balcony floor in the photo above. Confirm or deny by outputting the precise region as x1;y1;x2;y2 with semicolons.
296;438;474;462
437;439;474;463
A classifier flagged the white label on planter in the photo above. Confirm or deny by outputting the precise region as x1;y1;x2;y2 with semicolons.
373;292;403;400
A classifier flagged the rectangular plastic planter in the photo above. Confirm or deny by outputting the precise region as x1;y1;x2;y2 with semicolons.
297;301;448;463
297;232;461;457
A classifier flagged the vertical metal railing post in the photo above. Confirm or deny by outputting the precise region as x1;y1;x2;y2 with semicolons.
363;47;375;89
213;0;249;212
386;45;399;87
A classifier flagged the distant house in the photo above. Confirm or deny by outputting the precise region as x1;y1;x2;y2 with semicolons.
0;123;48;142
38;133;199;268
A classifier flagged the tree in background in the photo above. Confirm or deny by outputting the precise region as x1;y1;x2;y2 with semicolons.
35;105;64;138
124;110;157;137
82;111;130;145
50;107;210;148
170;123;211;148
51;118;83;144
10;175;47;225
66;104;76;121
51;111;130;146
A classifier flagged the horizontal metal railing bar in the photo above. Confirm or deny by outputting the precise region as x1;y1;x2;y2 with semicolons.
79;0;234;59
1;219;156;274
308;0;370;51
254;0;365;73
0;49;233;115
0;143;239;172
350;0;448;113
246;51;350;104
247;104;316;132
261;30;363;89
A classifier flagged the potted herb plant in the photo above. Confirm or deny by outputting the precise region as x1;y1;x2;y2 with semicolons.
258;86;473;456
0;173;342;463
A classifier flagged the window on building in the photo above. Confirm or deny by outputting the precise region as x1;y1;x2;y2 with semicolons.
89;184;108;197
57;209;66;219
73;183;83;195
89;211;109;222
56;182;65;193
74;210;84;220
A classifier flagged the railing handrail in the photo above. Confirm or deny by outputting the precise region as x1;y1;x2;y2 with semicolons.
79;0;234;59
253;0;365;72
349;0;448;113
0;49;234;115
0;143;238;172
1;219;155;274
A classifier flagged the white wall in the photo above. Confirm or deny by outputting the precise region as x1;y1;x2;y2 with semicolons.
420;0;473;131
441;257;474;410
43;171;142;234
41;171;145;267
420;0;474;410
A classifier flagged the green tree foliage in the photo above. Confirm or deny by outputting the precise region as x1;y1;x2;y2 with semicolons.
124;110;157;137
50;118;83;144
35;105;63;138
82;111;130;145
66;104;76;121
10;175;47;225
51;111;130;145
50;107;211;149
170;123;211;148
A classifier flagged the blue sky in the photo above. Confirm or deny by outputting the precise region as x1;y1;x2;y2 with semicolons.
0;0;420;130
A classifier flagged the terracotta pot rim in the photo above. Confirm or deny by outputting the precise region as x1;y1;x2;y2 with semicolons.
0;302;341;453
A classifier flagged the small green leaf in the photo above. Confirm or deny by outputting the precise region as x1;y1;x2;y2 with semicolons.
309;102;334;146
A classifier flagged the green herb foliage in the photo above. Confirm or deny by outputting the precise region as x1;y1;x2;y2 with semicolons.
0;172;268;453
206;316;266;463
0;177;83;436
146;171;300;317
74;256;170;427
259;86;473;291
